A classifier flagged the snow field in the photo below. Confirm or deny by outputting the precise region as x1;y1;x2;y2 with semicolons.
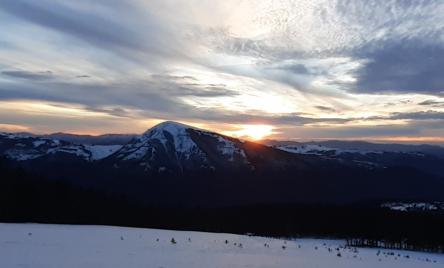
1;223;443;268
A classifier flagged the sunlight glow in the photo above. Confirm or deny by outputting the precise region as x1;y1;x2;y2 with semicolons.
224;124;274;140
0;123;30;132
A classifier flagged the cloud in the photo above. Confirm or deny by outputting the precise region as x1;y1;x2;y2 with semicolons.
274;124;425;140
314;106;336;112
1;0;444;140
204;1;444;96
2;70;53;80
0;71;243;122
0;0;188;66
351;42;444;95
181;109;350;126
389;110;444;120
148;75;239;98
419;100;444;107
0;1;141;48
75;75;91;79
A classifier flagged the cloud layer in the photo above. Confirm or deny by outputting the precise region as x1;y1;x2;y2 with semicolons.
0;0;443;142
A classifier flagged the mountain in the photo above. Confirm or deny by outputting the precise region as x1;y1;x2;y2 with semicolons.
263;140;444;177
1;121;444;206
0;132;121;161
41;133;136;145
107;121;251;174
264;139;444;157
2;122;444;253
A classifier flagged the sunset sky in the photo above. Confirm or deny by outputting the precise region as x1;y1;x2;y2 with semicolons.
1;0;444;142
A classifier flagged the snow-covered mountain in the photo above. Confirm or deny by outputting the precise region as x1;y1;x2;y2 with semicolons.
266;140;444;158
274;144;374;156
0;132;121;161
41;132;136;145
109;121;250;173
0;121;251;171
267;140;444;177
2;121;444;210
2;121;444;177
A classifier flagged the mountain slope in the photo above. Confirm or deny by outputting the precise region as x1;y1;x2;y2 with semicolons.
42;132;136;145
0;132;121;161
265;140;444;177
108;121;251;173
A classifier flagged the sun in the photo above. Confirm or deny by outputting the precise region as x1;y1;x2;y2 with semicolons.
227;124;274;141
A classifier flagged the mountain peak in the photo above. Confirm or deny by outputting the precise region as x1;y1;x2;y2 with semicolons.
111;120;250;171
142;121;206;140
144;121;195;135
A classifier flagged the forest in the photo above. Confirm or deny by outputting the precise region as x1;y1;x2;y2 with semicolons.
1;157;443;253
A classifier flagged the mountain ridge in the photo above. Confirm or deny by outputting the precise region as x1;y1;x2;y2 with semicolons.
1;121;444;206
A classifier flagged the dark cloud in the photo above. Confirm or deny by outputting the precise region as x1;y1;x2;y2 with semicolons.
0;73;352;127
315;125;422;137
149;74;238;97
272;63;327;76
75;75;91;79
85;106;132;118
0;0;176;63
151;74;199;82
0;80;191;116
45;103;133;118
0;1;137;47
177;86;239;97
314;106;336;112
389;110;444;120
364;110;444;122
351;41;444;95
419;100;444;107
2;70;53;80
0;72;241;122
186;110;349;126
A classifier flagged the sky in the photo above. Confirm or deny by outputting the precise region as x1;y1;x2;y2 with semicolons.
0;0;444;143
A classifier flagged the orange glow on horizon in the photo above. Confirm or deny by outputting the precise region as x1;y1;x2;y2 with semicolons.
223;124;274;141
371;136;444;144
0;124;31;133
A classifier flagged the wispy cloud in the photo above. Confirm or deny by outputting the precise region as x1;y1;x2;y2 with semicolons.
0;0;443;141
2;70;53;80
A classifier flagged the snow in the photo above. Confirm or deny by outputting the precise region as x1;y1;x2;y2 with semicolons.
121;145;151;160
117;121;248;164
143;121;202;159
32;140;47;147
4;149;43;161
1;223;443;268
207;133;248;162
0;132;32;139
381;202;444;212
118;121;205;161
47;145;90;159
50;145;121;161
1;132;121;161
145;121;248;163
84;145;122;160
276;144;382;156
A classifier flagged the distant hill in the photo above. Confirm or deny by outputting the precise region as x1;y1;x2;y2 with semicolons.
41;132;136;145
